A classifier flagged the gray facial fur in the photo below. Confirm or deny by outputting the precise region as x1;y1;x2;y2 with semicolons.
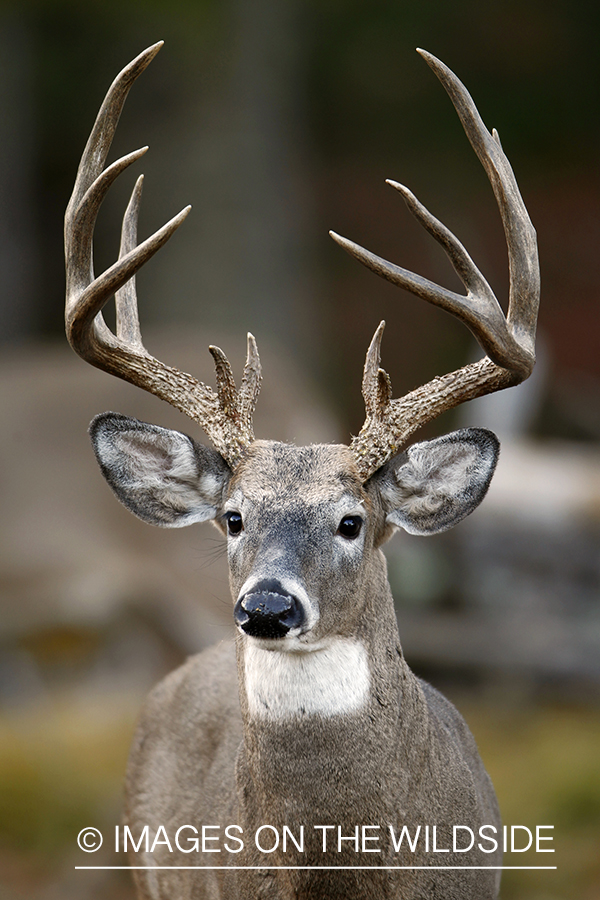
92;417;503;900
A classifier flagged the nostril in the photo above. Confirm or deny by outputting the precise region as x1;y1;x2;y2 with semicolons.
235;590;303;638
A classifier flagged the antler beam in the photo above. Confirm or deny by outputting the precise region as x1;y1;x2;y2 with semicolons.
330;49;540;481
64;42;261;468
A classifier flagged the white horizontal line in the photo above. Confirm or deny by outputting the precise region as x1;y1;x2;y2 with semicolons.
75;865;557;871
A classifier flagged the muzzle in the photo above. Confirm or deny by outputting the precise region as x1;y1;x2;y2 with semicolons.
234;579;304;638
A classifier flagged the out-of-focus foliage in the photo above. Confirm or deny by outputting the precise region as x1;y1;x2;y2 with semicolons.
0;697;598;898
0;693;134;857
307;0;600;168
468;702;600;899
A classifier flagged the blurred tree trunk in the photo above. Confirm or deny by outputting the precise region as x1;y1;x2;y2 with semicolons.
226;0;319;360
0;11;39;344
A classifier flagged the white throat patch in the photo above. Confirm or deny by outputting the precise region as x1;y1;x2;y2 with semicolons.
244;639;370;719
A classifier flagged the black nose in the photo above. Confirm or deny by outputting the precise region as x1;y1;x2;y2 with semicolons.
234;587;304;638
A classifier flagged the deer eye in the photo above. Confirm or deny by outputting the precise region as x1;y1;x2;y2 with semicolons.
337;515;363;539
226;512;243;535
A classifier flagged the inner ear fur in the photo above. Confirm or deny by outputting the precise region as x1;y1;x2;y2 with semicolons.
89;412;231;527
373;428;500;536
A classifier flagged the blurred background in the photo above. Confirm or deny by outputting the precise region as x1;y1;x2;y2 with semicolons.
1;0;599;897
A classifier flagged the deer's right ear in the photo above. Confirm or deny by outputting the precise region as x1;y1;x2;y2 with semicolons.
89;412;231;527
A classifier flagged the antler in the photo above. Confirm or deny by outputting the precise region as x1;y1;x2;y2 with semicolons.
330;49;540;481
64;42;262;468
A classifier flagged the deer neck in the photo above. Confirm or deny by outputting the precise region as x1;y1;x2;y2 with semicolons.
234;549;413;824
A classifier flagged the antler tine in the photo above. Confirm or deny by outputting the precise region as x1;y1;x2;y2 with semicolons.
66;44;160;215
330;50;540;481
64;44;262;469
114;174;145;348
239;333;263;430
362;321;393;418
417;49;539;361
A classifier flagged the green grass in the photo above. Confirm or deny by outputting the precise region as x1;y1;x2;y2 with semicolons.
0;692;136;858
0;693;598;898
462;702;600;900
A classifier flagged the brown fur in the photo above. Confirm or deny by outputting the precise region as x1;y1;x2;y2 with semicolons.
94;429;503;900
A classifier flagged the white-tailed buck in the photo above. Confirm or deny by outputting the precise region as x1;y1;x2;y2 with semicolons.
65;43;539;900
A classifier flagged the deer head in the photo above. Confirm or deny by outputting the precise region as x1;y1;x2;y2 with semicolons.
65;43;539;651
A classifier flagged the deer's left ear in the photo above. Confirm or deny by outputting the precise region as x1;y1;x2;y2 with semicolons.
374;428;499;535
